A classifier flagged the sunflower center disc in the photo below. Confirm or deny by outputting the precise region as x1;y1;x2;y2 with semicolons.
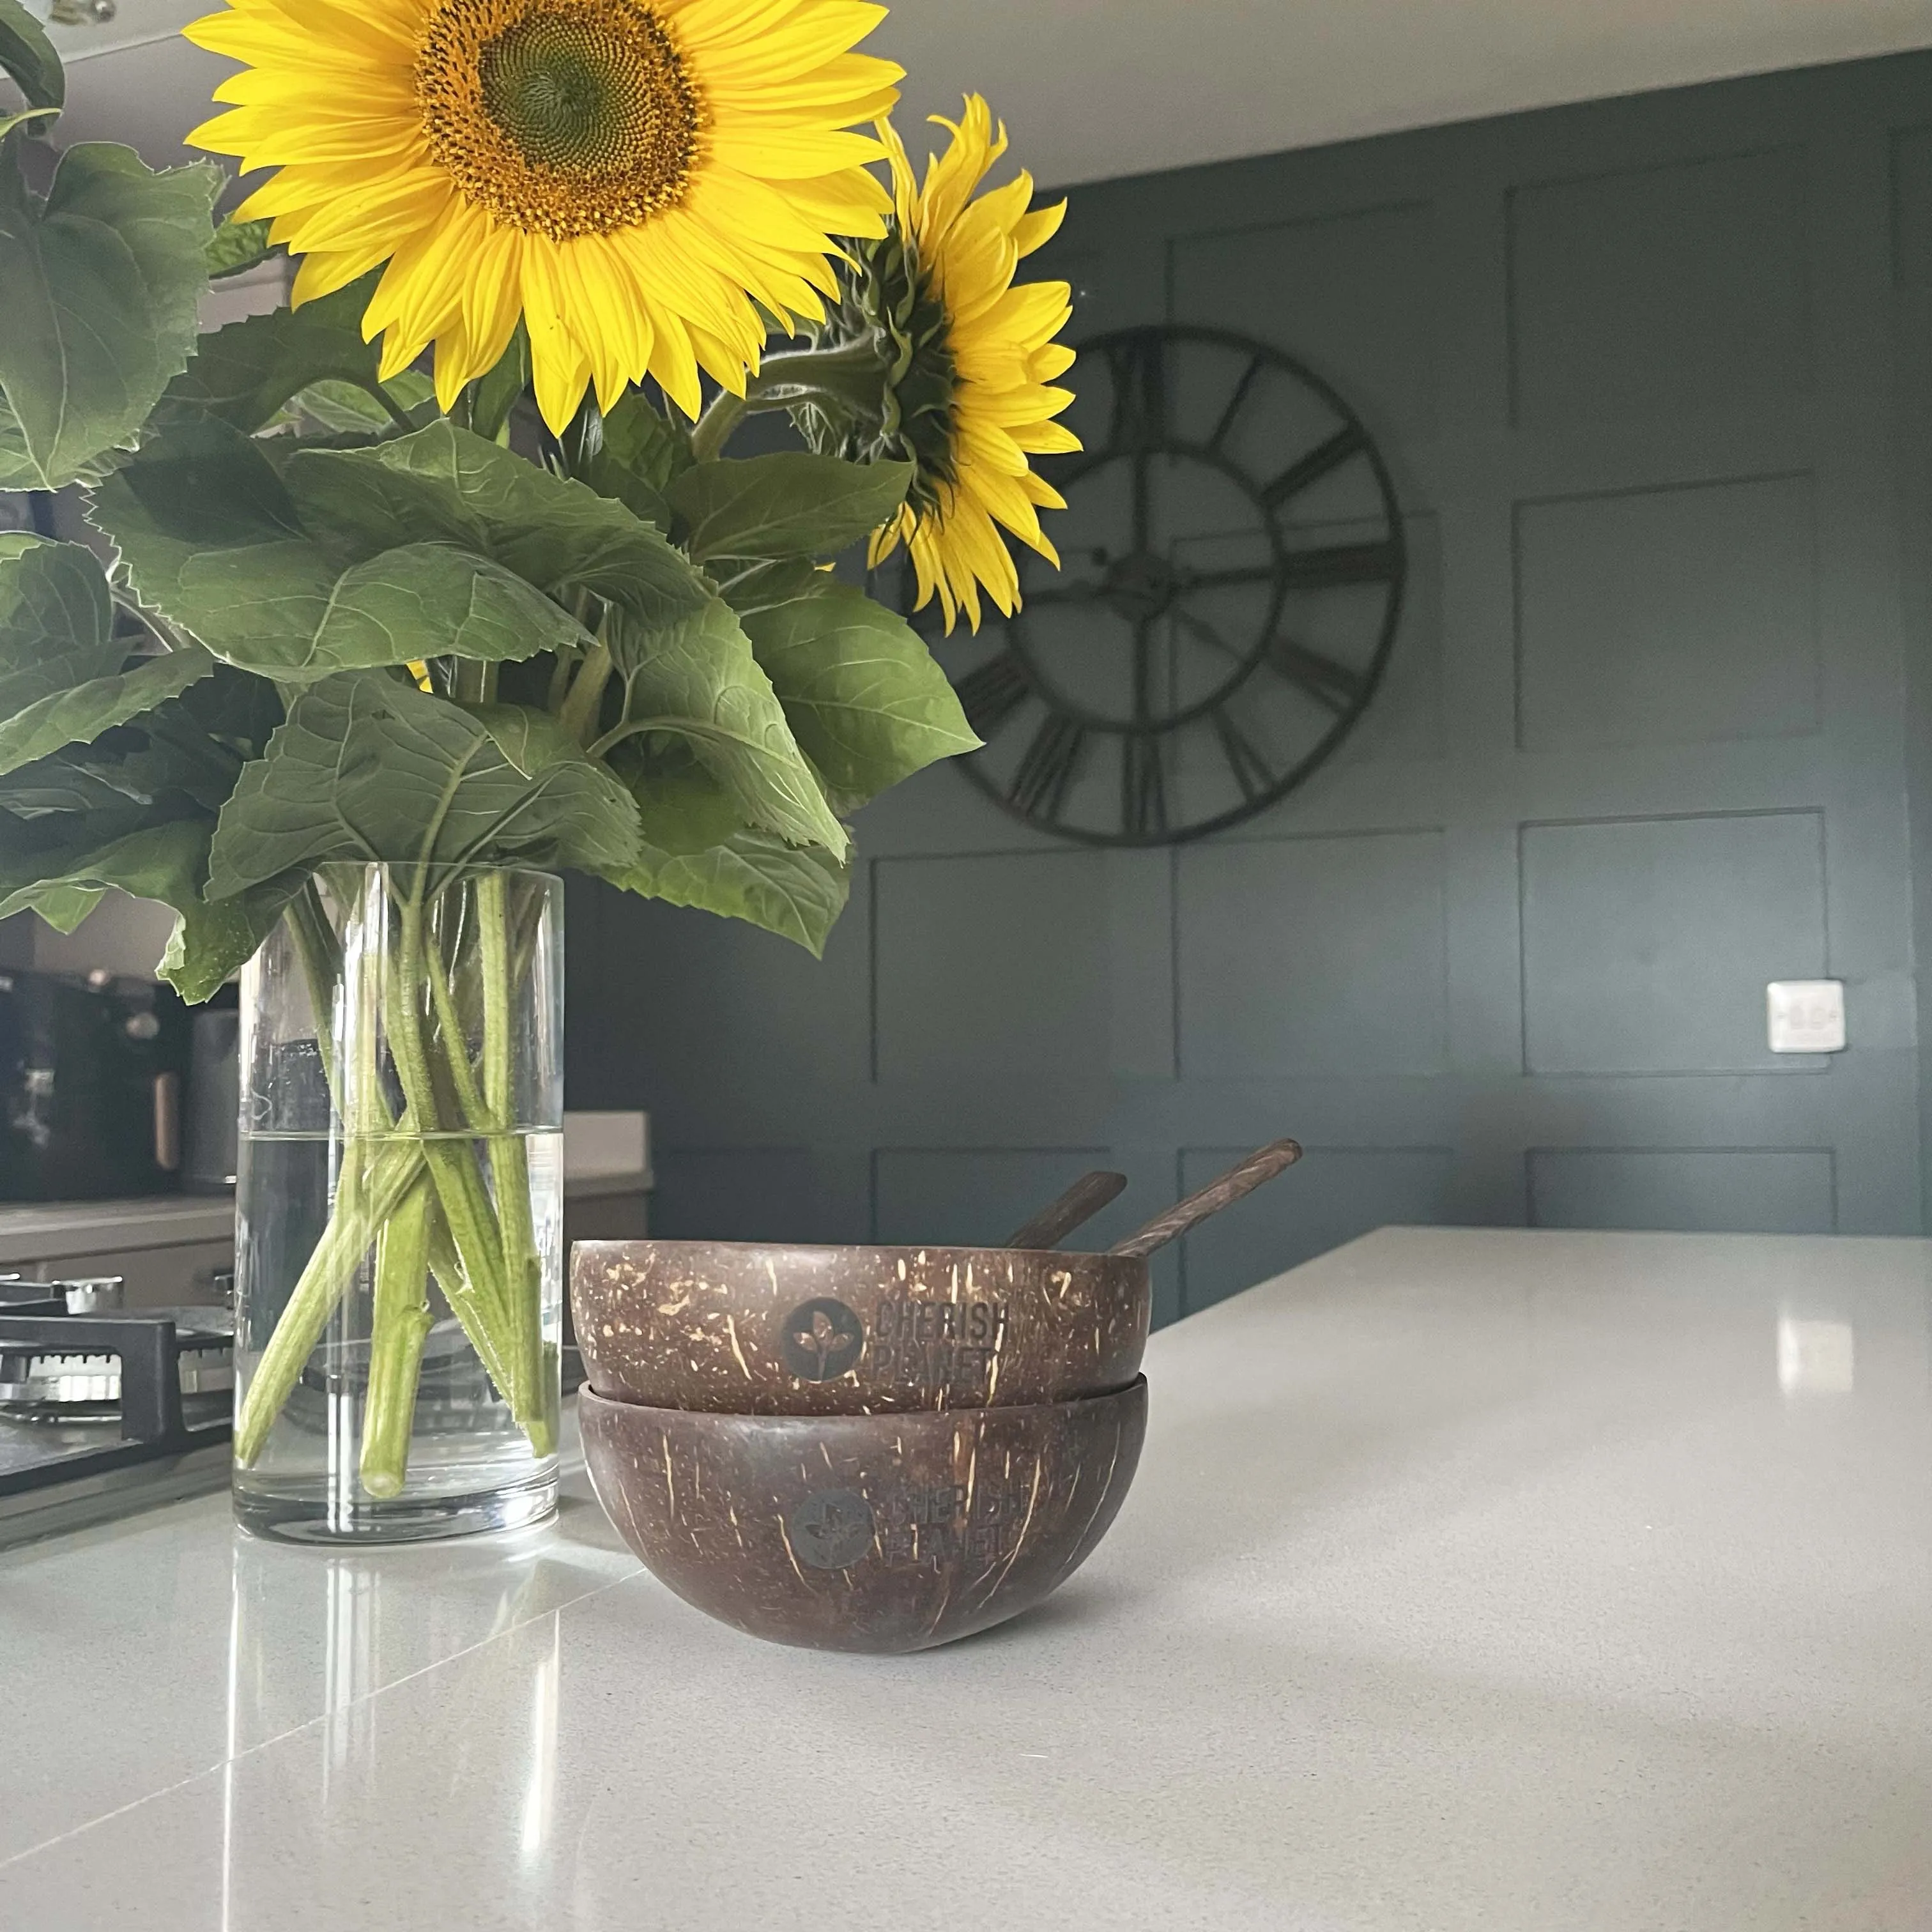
420;0;703;240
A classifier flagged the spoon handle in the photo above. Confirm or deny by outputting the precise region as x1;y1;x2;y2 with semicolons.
1004;1170;1128;1251
1108;1140;1302;1259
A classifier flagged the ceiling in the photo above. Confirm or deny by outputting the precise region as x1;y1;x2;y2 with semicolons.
41;0;1932;189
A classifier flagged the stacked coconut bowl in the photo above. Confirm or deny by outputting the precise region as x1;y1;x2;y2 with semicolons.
571;1140;1299;1654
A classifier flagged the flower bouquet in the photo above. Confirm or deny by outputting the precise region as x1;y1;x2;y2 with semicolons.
0;0;1075;1537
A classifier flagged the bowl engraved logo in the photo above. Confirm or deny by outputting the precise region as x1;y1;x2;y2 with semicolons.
786;1489;876;1570
778;1298;865;1380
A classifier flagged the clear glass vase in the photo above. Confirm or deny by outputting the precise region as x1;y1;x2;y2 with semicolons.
233;865;564;1543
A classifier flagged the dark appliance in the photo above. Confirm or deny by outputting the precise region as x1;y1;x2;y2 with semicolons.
0;969;192;1201
183;988;241;1194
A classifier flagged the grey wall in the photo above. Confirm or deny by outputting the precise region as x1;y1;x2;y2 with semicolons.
570;51;1932;1320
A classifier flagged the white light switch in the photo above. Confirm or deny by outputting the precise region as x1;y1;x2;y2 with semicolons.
1767;980;1845;1054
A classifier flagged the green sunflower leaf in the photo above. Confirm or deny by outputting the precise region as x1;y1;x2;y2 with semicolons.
205;213;273;280
668;452;912;564
581;389;694;529
0;0;63;112
284;420;717;632
0;652;277;820
0;645;215;781
739;576;979;806
0;142;217;489
643;832;850;954
105;659;285;812
91;411;592;677
0;393;24;487
601;758;850;956
0;809;197;930
292;371;436;434
0;535;118;707
0;751;141;817
0;104;58;142
28;884;105;933
206;672;642;898
602;596;848;857
159;869;302;1002
464;700;590;780
165;270;384;432
710;556;825;616
0;808;289;997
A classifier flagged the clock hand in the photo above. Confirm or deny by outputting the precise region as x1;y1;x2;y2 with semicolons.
1022;577;1103;606
1173;607;1238;662
1170;561;1276;594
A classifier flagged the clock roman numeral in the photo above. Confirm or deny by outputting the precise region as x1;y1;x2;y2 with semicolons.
953;650;1030;740
1265;638;1368;714
1208;353;1266;451
1008;714;1087;820
1261;423;1367;509
1211;708;1276;801
1279;538;1399;590
1121;733;1168;837
1103;330;1168;452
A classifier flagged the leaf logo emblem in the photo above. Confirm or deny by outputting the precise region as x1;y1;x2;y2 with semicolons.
778;1297;865;1381
786;1489;875;1571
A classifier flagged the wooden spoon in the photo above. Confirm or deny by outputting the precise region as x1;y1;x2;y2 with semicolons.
1003;1170;1129;1251
1108;1140;1302;1259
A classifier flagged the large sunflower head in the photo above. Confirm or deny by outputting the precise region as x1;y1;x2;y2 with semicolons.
183;0;902;431
797;95;1078;632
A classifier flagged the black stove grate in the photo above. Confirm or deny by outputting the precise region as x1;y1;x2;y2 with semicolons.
0;1308;231;1498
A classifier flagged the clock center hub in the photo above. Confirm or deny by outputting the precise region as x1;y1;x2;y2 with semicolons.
1100;550;1178;624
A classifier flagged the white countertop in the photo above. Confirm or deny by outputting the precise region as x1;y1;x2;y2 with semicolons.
3;1226;1929;1930
0;1167;650;1266
0;1194;238;1266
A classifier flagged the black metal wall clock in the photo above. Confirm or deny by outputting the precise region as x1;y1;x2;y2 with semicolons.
928;323;1407;847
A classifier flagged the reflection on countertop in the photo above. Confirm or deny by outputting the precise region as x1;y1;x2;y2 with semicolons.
2;1227;1930;1931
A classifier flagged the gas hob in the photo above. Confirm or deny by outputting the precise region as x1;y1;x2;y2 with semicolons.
0;1278;233;1547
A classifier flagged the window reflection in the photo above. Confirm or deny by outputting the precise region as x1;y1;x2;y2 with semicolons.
1777;1315;1855;1395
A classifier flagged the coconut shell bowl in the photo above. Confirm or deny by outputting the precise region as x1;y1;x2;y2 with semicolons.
579;1379;1149;1653
573;1238;1152;1416
572;1142;1300;1653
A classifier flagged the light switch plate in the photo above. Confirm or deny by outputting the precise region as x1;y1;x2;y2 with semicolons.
1767;980;1845;1054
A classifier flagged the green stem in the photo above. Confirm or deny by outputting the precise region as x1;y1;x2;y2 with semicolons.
386;890;522;1405
233;1133;424;1466
557;637;613;746
689;390;747;462
358;1175;433;1498
449;657;490;705
689;339;893;459
362;379;415;432
414;906;541;1430
425;1192;512;1396
480;873;551;1455
479;873;513;1126
422;923;491;1132
238;873;556;1478
586;713;704;760
287;881;344;1103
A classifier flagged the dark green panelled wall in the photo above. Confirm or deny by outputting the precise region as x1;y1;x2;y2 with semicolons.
570;50;1932;1321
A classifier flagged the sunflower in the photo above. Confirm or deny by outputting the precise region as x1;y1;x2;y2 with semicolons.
183;0;902;431
831;96;1080;632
